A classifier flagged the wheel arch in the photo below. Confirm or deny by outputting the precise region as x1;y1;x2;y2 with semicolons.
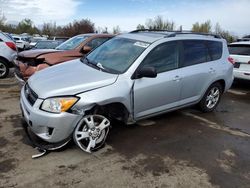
0;56;11;68
85;102;131;123
211;79;226;93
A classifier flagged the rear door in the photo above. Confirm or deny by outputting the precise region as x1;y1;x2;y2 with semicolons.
178;40;222;105
133;41;182;119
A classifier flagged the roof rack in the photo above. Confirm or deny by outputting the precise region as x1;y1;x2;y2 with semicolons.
167;31;221;39
130;29;174;33
129;29;221;39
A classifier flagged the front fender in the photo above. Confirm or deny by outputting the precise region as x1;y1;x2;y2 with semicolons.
74;76;133;116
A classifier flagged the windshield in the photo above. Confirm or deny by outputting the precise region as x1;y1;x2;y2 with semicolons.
35;41;61;49
86;37;149;74
228;44;250;55
56;35;89;50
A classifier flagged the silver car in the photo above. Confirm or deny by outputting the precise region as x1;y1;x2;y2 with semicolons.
20;30;234;153
0;32;17;78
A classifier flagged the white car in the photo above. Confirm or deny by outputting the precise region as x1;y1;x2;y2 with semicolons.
12;35;30;50
29;37;47;48
229;41;250;80
0;32;17;78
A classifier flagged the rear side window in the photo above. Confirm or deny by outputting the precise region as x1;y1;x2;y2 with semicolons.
228;45;250;55
207;41;222;60
181;40;209;67
140;41;179;73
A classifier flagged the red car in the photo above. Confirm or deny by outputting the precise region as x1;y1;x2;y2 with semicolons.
14;33;113;84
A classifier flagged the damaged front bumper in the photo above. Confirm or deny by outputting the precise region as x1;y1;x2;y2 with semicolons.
20;86;82;143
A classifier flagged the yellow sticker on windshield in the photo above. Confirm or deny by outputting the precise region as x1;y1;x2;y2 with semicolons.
134;41;150;48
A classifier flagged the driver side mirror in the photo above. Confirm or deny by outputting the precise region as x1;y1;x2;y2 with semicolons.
80;45;92;54
135;67;157;79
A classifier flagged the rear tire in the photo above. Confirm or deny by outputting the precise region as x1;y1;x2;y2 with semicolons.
0;59;9;79
199;83;222;112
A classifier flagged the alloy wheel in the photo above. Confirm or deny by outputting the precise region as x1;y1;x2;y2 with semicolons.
73;115;110;153
206;87;220;109
0;62;7;77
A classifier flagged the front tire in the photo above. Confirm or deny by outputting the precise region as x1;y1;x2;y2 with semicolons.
73;115;110;153
0;59;9;79
199;83;222;112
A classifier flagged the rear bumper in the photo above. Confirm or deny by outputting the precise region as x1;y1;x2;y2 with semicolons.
233;69;250;80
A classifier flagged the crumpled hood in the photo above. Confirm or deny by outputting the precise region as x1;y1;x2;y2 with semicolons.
39;50;82;65
28;59;118;98
18;49;59;59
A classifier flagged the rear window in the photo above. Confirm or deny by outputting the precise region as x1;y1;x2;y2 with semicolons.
0;33;11;42
228;45;250;55
207;41;222;60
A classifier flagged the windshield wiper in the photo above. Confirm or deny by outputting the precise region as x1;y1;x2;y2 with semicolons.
81;56;105;71
96;63;106;70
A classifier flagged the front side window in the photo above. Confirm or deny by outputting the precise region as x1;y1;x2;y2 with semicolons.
228;44;250;55
140;41;179;73
86;37;148;74
56;35;89;50
181;40;209;67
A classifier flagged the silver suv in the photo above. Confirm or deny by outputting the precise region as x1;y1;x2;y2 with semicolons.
20;30;234;153
0;32;17;78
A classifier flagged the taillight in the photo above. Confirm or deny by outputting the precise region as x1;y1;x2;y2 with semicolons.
248;61;250;64
5;42;17;51
228;57;235;65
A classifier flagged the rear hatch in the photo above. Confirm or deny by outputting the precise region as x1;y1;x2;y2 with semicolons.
228;44;250;72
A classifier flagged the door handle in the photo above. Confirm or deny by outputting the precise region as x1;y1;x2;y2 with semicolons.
173;76;181;81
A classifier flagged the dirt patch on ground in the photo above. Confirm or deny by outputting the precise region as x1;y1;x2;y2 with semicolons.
0;137;9;147
0;109;7;114
0;159;17;174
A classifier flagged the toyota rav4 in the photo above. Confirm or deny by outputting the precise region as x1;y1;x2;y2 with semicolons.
20;30;234;153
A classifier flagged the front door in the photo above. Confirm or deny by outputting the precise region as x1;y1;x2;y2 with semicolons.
133;41;182;119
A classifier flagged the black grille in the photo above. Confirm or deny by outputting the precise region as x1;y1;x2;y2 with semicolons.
24;84;38;106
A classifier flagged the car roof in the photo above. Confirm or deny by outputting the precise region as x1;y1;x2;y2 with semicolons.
120;32;168;43
229;41;250;45
37;40;59;42
12;35;21;38
119;30;222;43
76;33;114;38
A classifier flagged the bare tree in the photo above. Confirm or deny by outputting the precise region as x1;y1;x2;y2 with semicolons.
42;22;57;37
112;25;121;34
59;19;95;37
214;22;236;43
136;24;145;30
192;20;212;33
145;16;175;30
0;10;6;31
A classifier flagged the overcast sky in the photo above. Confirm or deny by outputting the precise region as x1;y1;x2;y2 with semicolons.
0;0;249;36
